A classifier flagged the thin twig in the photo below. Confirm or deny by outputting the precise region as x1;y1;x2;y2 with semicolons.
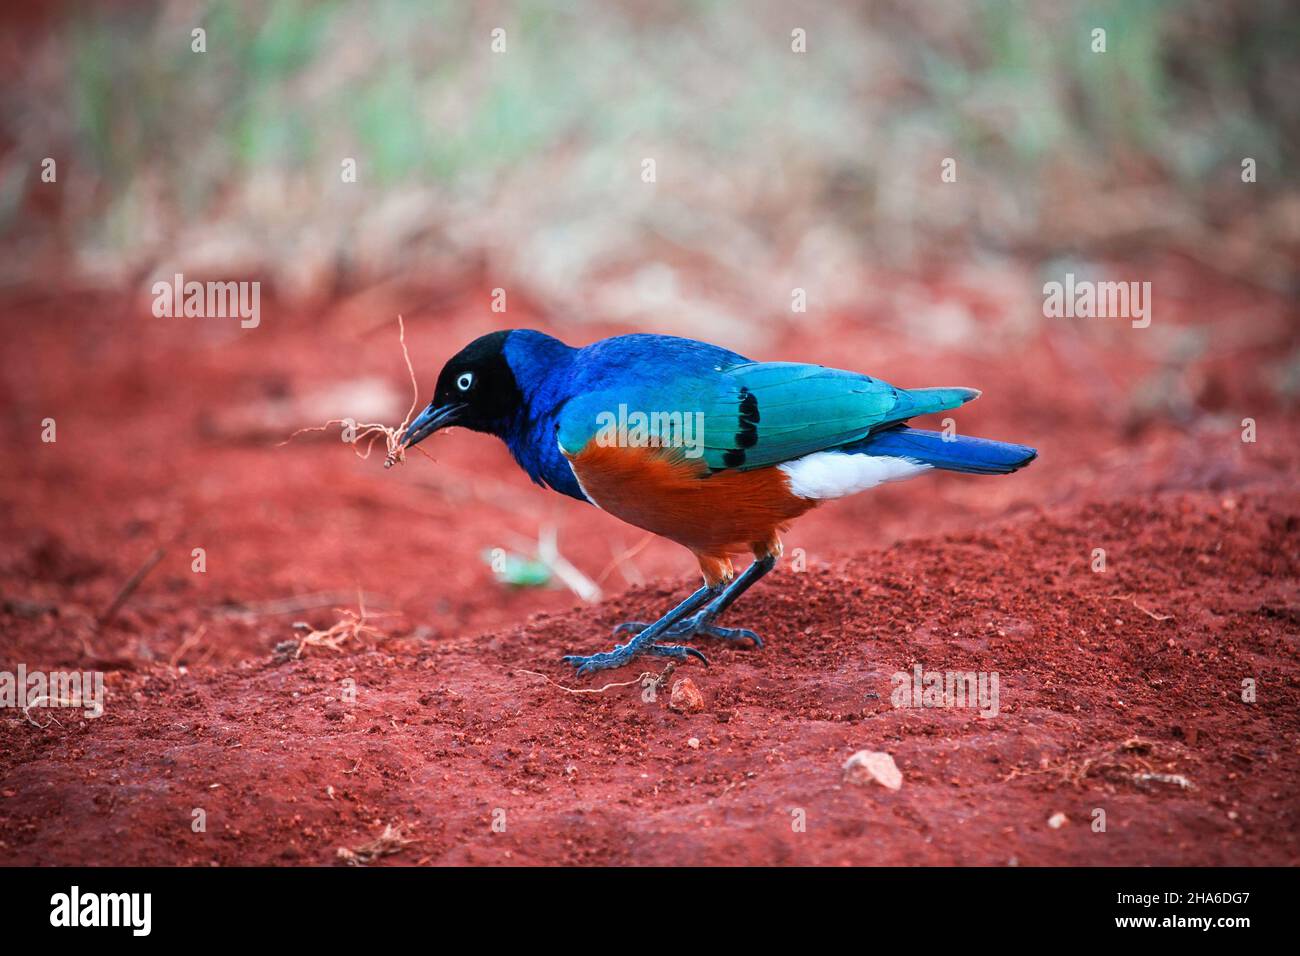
595;532;655;586
999;736;1181;789
23;695;85;729
1132;772;1195;790
1107;594;1175;621
98;547;166;626
517;663;674;696
536;526;602;603
169;624;207;668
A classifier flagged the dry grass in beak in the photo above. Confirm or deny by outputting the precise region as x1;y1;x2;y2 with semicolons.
280;315;434;468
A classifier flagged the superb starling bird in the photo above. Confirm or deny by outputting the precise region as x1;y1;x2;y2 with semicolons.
402;331;1036;673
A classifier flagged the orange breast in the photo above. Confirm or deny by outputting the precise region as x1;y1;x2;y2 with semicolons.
566;441;817;577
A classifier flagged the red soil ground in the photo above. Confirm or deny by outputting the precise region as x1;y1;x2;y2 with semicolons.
1;260;1297;865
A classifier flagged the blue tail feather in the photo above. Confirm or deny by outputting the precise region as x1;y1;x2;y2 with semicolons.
845;427;1037;475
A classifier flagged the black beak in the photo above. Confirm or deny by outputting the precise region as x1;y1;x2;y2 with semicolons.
401;402;465;448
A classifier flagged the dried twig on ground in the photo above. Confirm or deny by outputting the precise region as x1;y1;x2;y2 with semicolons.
518;662;675;696
336;823;415;866
98;547;166;626
279;597;387;660
280;315;434;468
1106;594;1175;621
168;624;207;668
22;695;88;729
1132;772;1196;790
1000;736;1193;791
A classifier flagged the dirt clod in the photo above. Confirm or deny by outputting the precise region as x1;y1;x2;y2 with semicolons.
669;677;705;713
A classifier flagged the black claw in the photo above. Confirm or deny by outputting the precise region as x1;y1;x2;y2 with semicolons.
660;617;764;648
710;626;762;648
647;643;709;666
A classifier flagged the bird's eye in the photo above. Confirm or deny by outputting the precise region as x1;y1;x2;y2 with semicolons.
456;372;474;391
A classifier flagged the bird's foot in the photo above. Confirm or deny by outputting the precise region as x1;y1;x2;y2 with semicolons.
562;640;707;675
561;641;634;674
613;612;763;648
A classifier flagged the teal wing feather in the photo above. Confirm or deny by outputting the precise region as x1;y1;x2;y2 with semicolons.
554;385;714;458
700;362;979;471
553;364;978;473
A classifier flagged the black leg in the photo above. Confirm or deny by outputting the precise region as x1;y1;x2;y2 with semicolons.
701;554;775;619
658;554;776;646
561;554;779;673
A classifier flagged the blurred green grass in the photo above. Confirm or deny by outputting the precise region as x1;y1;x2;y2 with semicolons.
3;0;1296;298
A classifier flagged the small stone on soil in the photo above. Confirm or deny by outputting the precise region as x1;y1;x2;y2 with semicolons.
669;677;705;713
843;750;903;791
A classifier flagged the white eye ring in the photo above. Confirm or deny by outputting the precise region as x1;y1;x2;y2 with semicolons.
456;372;474;391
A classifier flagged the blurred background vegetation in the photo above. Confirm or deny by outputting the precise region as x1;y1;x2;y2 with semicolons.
1;0;1296;324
